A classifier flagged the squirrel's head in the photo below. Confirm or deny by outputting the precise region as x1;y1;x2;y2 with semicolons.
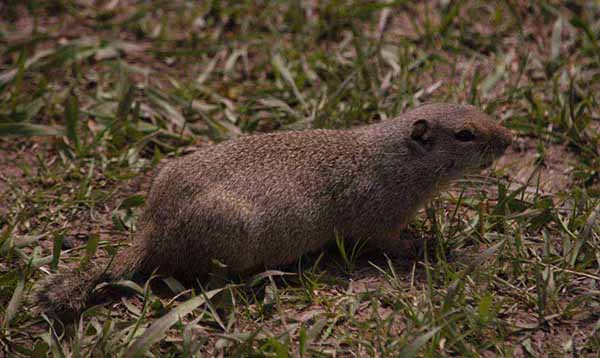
396;103;512;178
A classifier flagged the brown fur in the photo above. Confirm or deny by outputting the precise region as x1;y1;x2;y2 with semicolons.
32;103;512;319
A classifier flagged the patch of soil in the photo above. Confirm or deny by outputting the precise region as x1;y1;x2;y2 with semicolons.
498;137;575;193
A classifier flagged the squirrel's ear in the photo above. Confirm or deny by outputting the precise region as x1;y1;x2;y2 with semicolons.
410;119;429;143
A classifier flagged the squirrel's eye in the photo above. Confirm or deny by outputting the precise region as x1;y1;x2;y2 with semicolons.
455;129;475;142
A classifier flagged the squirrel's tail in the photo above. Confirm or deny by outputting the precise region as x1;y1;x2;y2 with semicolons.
32;243;145;321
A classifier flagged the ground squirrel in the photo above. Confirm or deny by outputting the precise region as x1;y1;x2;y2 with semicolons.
33;103;512;319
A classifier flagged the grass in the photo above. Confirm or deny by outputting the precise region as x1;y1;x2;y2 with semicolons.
0;0;599;356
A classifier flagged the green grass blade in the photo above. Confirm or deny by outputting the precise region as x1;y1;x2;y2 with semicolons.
0;123;64;137
272;53;306;109
3;275;25;328
126;287;226;357
65;92;80;151
51;232;64;271
398;326;441;358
